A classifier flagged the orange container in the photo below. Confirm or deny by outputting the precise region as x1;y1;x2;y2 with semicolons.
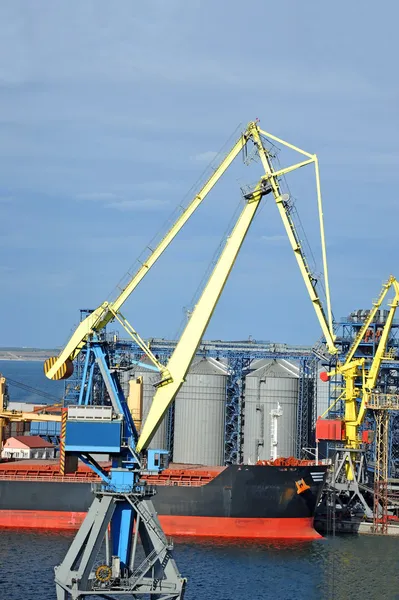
316;419;344;441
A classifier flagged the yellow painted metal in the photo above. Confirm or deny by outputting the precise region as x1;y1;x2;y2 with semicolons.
250;125;337;355
0;410;61;423
0;375;7;410
269;158;314;179
136;186;264;451
351;280;399;432
325;276;399;455
108;308;166;374
258;128;314;159
0;409;61;448
45;128;253;381
344;276;395;366
319;391;345;420
314;156;333;337
128;377;143;430
368;392;399;410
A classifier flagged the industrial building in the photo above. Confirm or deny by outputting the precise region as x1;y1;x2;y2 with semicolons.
1;435;55;460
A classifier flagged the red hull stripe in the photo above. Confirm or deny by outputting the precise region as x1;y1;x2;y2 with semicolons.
0;510;321;539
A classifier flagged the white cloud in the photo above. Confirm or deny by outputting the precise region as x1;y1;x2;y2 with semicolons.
260;235;286;243
76;192;120;202
192;151;218;163
105;198;169;211
75;192;169;211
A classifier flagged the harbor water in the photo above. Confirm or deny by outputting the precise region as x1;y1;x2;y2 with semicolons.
0;360;64;405
0;530;398;599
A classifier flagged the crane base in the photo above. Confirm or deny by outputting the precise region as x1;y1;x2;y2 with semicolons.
55;488;186;600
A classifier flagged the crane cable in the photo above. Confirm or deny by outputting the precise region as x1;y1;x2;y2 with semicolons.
3;375;63;404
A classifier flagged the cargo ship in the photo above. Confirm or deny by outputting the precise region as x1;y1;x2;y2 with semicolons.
0;458;327;539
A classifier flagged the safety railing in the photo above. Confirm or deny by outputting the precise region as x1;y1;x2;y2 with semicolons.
0;473;99;483
368;393;399;410
141;478;206;487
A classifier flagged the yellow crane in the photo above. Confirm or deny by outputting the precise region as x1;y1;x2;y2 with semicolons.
319;276;399;452
44;120;337;455
48;121;340;599
44;121;336;384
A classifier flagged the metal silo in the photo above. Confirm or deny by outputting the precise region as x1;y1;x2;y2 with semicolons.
243;359;299;464
173;358;227;466
130;363;168;451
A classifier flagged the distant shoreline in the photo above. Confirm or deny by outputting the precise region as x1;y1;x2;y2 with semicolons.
0;352;56;362
0;348;58;360
0;357;46;362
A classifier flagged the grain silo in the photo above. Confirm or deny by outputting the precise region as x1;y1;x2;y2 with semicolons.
173;358;227;466
243;359;299;464
129;362;168;451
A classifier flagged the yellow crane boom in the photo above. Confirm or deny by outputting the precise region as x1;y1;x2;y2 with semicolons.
44;127;254;381
136;181;265;451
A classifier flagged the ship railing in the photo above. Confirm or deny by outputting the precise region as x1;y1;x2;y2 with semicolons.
0;473;209;486
141;479;206;487
0;473;99;483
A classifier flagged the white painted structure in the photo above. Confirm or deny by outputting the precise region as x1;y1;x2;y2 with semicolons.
1;435;55;459
270;402;283;461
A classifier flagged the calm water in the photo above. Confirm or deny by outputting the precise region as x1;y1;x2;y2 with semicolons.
0;531;398;600
0;360;64;405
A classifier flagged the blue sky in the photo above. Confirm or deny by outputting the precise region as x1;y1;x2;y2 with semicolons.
0;1;398;348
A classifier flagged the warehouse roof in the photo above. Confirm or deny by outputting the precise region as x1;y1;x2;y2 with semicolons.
8;436;54;448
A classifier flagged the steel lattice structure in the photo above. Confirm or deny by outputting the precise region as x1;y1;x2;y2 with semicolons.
330;313;399;476
70;335;317;464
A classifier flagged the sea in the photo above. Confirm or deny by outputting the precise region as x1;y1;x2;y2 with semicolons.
0;531;398;600
0;360;65;405
0;362;398;599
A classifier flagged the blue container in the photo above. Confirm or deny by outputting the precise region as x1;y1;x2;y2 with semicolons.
65;420;122;453
30;421;61;435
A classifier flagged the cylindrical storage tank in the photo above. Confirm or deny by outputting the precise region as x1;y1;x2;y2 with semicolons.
130;363;168;451
173;358;227;466
243;359;299;464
